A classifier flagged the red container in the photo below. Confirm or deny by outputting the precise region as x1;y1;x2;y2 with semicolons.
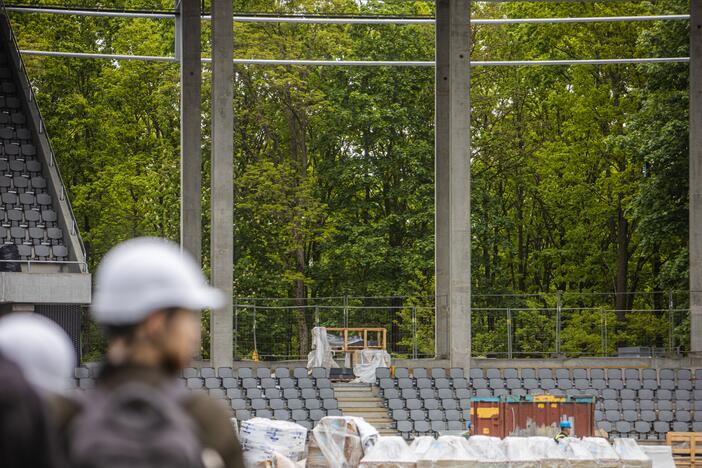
470;397;595;438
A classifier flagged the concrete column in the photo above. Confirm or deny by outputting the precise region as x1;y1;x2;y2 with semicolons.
435;0;450;360
435;0;471;368
210;0;234;368
690;0;702;355
177;0;203;355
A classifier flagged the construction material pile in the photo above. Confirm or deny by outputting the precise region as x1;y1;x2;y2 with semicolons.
237;416;660;468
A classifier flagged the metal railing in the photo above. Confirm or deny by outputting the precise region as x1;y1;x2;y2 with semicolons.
229;292;692;361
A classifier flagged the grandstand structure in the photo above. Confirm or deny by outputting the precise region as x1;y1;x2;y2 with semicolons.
2;0;702;441
0;10;89;354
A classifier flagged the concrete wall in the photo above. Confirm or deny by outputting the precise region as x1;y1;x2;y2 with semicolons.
0;272;91;304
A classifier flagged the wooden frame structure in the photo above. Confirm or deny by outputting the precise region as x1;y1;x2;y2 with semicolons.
325;327;387;352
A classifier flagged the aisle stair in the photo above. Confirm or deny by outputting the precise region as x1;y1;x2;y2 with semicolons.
333;382;397;436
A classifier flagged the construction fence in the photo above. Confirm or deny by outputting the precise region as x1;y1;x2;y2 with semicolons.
231;291;692;361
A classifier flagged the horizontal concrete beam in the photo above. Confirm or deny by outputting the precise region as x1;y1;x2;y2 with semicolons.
0;272;91;304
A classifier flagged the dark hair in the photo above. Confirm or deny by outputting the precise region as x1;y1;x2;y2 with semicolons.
0;353;65;468
102;307;182;343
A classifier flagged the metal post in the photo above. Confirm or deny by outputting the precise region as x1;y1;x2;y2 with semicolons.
668;289;675;354
343;295;349;328
252;304;257;355
556;291;562;354
233;304;238;360
412;306;418;359
507;308;513;359
436;0;471;369
690;0;702;356
600;307;607;357
178;0;201;263
209;0;234;368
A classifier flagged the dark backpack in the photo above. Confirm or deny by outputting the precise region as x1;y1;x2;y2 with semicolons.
67;382;206;468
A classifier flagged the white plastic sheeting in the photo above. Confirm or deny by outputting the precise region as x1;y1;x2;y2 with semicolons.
559;438;597;468
409;436;436;460
359;436;417;467
466;435;508;467
415;435;480;468
613;438;652;468
581;437;619;468
307;327;339;370
352;349;391;383
640;446;676;468
239;418;307;467
310;416;379;468
502;437;540;468
526;437;568;468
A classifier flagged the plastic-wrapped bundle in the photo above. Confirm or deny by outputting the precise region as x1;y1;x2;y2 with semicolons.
359;436;417;467
416;436;479;468
559;438;597;468
309;416;379;468
526;436;568;468
639;446;676;468
465;435;508;468
581;437;619;468
613;439;652;468
409;436;435;460
502;437;540;468
239;418;308;467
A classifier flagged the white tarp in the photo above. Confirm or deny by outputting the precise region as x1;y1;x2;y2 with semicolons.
502;437;540;468
359;436;417;468
307;327;339;370
409;436;436;460
416;435;480;468
581;437;619;468
559;438;597;468
466;435;508;467
613;439;652;468
525;436;567;468
239;418;307;466
639;446;676;468
352;349;391;383
310;416;379;468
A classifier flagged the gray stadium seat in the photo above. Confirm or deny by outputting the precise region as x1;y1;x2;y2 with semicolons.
376;367;391;380
230;399;246;410
235;409;252;420
311;367;327;379
431;421;447;432
301;388;317;400
414;421;430;434
672;421;690;432
283;388;299;399
486;368;500;379
395;367;409;379
590;369;605;380
265;388;282;400
538;369;553;380
279;377;295;389
287;399;304;410
393;409;409;421
406;399;422;410
397;420;412;435
452;377;468;389
246;388;263;399
413;368;428;379
555;369;569;380
309;409;325;421
620;389;636;400
431;368;447;379
424;399;440;410
660;368;675;380
597;421;613;432
659;410;674;422
292;368;307;379
449;368;464;379
274;409;291;420
205;377;221;389
403;388;420;400
275;367;290;379
503;368;519;379
469;368;483;379
409;409;425;421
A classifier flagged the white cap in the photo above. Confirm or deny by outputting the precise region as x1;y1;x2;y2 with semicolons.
91;237;224;325
0;313;76;395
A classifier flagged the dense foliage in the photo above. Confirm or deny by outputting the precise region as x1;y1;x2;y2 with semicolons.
10;0;690;359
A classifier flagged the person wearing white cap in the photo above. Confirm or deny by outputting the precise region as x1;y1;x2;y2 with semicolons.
56;238;243;468
0;313;76;396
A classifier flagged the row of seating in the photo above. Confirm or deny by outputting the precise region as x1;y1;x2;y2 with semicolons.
380;367;696;382
1;207;57;228
0;126;31;142
0;142;34;156
0;158;42;174
0;176;48;194
0;226;63;245
0;111;25;126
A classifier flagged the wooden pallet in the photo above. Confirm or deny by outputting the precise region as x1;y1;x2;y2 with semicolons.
667;432;702;467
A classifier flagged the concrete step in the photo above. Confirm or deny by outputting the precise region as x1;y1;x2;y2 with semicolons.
336;400;385;408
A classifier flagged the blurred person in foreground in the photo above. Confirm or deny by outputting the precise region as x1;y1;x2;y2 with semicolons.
0;312;76;468
57;237;244;468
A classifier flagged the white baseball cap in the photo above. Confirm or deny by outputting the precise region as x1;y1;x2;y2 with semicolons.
91;237;224;325
0;313;76;395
